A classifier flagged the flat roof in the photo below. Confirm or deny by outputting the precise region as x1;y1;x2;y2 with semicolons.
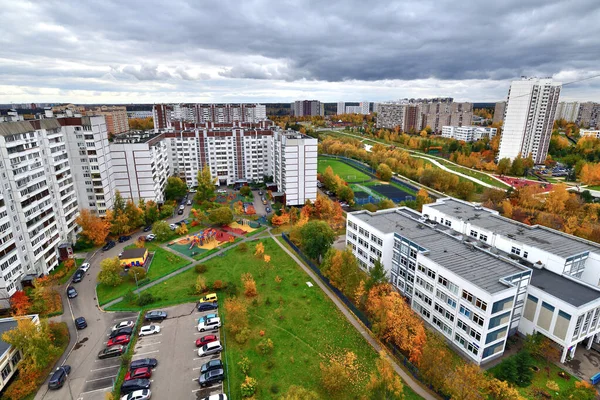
0;315;38;356
121;248;147;260
425;198;600;258
351;209;529;294
530;268;600;307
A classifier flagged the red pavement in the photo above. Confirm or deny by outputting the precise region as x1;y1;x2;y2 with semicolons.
495;176;553;193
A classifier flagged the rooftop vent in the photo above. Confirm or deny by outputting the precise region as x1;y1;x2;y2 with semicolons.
507;234;516;239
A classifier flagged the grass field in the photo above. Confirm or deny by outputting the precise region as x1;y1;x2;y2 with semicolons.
108;238;422;400
52;258;85;285
317;158;370;182
96;242;191;305
434;159;510;189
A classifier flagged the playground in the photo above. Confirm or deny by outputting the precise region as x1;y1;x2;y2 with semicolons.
495;176;554;193
222;219;259;235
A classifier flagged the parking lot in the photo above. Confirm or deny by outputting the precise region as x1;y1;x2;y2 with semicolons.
131;303;224;399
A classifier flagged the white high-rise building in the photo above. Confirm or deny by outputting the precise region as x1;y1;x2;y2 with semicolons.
555;102;581;122
360;101;370;114
498;78;561;164
337;101;345;115
441;126;497;142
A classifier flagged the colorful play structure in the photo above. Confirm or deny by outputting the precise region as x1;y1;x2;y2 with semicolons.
188;228;218;249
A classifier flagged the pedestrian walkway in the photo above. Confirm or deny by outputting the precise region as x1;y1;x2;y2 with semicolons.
270;233;438;400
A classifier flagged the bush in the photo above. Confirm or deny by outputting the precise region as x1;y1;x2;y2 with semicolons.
546;380;559;391
137;292;155;306
238;242;248;252
128;267;147;281
235;328;251;344
224;282;238;297
270;384;280;394
238;356;252;375
240;186;251;196
257;338;274;355
241;376;257;398
195;264;208;274
196;276;207;294
123;290;136;304
265;358;275;370
212;280;223;290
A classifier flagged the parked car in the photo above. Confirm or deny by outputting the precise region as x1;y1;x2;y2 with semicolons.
145;234;156;241
139;325;161;337
109;327;133;339
143;225;152;232
198;368;225;387
265;207;271;213
262;199;267;205
107;335;131;347
144;310;167;321
196;334;218;348
197;317;221;332
198;313;218;324
121;389;152;400
67;287;78;299
102;240;116;251
75;317;87;330
200;395;227;400
72;269;85;283
120;379;151;396
189;189;197;193
199;293;218;304
217;189;227;194
98;345;125;359
48;365;71;389
169;223;177;230
197;340;223;357
197;301;218;312
80;262;91;272
111;320;135;332
187;199;192;206
125;367;152;381
258;190;263;195
200;359;223;374
129;358;158;371
118;235;132;243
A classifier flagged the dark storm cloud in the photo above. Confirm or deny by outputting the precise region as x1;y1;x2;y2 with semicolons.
0;0;599;102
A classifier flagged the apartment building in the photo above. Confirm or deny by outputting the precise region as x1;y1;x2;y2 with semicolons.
0;119;79;294
61;116;115;216
272;130;318;206
110;132;170;203
347;207;531;364
441;126;497;142
578;102;600;129
337;101;345;115
420;101;473;133
555;102;581;122
345;106;362;114
493;101;506;124
581;130;600;139
153;104;267;130
498;77;561;164
87;106;129;136
360;101;370;115
127;111;153;119
153;104;173;130
0;315;39;391
291;100;324;117
376;103;408;129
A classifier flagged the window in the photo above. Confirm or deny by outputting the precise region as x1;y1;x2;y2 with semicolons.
460;305;471;318
444;220;451;227
472;313;484;327
414;289;432;306
479;234;488;242
416;276;433;293
438;275;459;295
434;303;455;322
492;297;514;314
462;290;474;303
523;251;528;259
511;247;521;256
470;230;477;237
1;364;11;380
486;326;508;344
11;351;21;367
475;298;488;312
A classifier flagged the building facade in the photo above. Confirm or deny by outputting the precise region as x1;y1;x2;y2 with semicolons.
498;77;561;164
360;101;370;115
291;100;323;117
337;102;345;115
0;315;39;391
581;130;600;139
153;104;266;130
376;103;407;129
578;102;600;129
493;102;506;124
555;102;581;122
441;126;497;142
88;106;129;136
127;111;153;119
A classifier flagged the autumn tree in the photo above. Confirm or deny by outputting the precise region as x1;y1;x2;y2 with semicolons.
76;209;110;246
152;220;172;241
496;158;511;175
195;165;216;203
209;206;233;226
298;220;335;261
128;266;146;282
320;248;361;298
10;291;32;316
524;333;561;363
165;176;188;201
98;257;123;287
124;198;144;229
455;181;475;201
444;363;488;400
241;273;257;297
254;242;265;258
367;258;387;289
560;380;598;400
279;385;320;400
366;284;426;363
322;166;338;191
143;200;160;226
510;156;526;176
336;185;354;204
159;203;175;219
2;318;61;371
320;351;359;396
415;188;432;210
366;351;404;400
224;297;249;335
417;332;454;393
378;199;396;210
175;222;188;236
544;184;571;215
31;277;60;313
486;378;522;400
377;163;393;181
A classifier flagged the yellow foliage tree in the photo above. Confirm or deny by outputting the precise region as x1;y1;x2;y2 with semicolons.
254;242;265;258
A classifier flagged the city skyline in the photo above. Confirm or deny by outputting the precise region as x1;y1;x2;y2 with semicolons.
1;0;599;104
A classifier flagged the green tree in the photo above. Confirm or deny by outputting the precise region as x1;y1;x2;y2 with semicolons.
322;166;338;191
299;220;335;261
144;200;160;225
497;158;511;175
336;185;354;203
113;190;126;216
454;181;475;200
165;176;188;201
98;257;123;287
514;351;534;387
376;163;393;181
128;266;147;282
195;165;216;203
239;186;251;196
159;203;174;219
377;199;395;210
493;357;518;385
152;220;172;241
367;258;387;289
125;199;144;229
209;206;234;226
510;156;526;176
1;318;61;372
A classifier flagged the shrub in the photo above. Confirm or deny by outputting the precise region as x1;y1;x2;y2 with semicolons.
137;292;155;306
238;242;248;252
212;280;223;290
121;353;132;366
224;282;238;297
196;276;207;294
270;384;280;394
235;328;251;344
195;264;208;274
546;381;559;391
241;376;257;398
128;266;147;281
265;358;275;370
238;356;252;375
242;273;257;297
123;289;136;304
257;338;274;355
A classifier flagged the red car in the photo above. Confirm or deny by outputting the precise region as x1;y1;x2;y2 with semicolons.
107;334;130;347
195;334;218;348
124;367;152;381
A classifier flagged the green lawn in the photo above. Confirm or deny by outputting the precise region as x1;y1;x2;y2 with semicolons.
108;238;423;400
586;185;600;191
317;157;371;182
488;355;579;398
434;159;510;189
96;242;191;305
52;258;85;285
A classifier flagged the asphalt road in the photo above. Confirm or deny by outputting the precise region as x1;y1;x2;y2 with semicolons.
34;210;192;400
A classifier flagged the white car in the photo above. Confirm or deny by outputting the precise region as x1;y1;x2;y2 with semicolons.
80;263;91;272
139;325;161;337
169;223;177;231
145;234;156;241
197;317;221;332
186;199;192;206
197;340;223;357
121;389;151;400
201;395;227;400
217;189;227;194
111;320;134;332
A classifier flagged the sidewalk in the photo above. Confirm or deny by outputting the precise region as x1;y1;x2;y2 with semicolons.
270;234;438;400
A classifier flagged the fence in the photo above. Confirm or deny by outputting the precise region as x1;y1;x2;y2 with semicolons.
281;232;449;400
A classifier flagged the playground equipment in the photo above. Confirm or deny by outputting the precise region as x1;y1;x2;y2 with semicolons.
188;228;218;249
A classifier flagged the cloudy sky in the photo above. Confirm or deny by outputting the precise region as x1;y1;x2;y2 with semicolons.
1;0;599;104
